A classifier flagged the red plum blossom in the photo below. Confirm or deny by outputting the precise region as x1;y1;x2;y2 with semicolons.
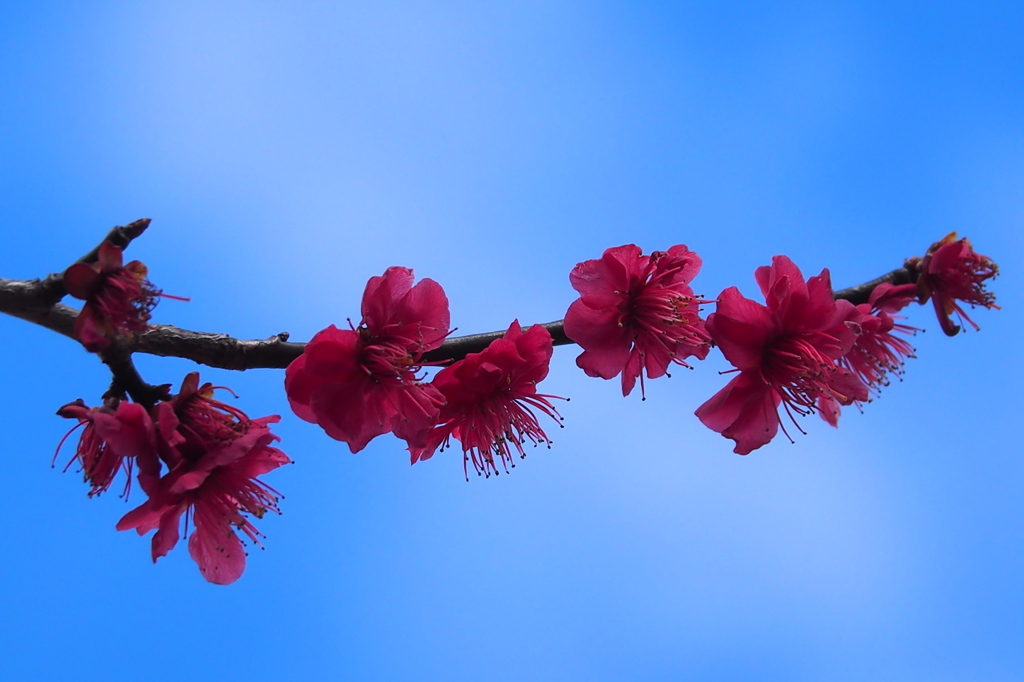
285;267;450;453
565;244;711;398
695;256;868;454
410;321;565;479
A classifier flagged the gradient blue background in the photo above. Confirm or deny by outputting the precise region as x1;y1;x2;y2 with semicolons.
1;3;1021;680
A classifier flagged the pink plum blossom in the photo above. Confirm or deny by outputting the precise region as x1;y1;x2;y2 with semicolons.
55;399;158;497
64;240;184;351
695;256;868;454
116;373;290;585
285;267;450;452
913;233;999;336
564;244;710;398
410;321;565;479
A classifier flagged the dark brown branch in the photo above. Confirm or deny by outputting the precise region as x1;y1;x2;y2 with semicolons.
0;218;157;406
73;218;151;267
420;265;922;361
0;261;922;371
422;321;572;364
11;218;153;310
99;341;168;408
134;326;301;370
0;293;77;338
0;292;166;407
833;264;919;306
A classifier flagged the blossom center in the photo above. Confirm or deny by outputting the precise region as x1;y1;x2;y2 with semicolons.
942;254;999;309
760;333;840;415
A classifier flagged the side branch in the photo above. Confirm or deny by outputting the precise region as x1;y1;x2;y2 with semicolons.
1;218;152;310
100;342;169;408
73;218;151;268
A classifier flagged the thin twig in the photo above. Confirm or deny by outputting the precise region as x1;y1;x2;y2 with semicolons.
5;218;153;310
832;265;917;306
72;218;151;267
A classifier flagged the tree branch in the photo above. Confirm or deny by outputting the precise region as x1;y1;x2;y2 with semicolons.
0;261;920;371
135;326;301;370
421;321;572;364
0;293;77;337
418;264;921;362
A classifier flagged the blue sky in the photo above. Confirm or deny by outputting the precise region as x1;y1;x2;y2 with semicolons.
1;3;1021;680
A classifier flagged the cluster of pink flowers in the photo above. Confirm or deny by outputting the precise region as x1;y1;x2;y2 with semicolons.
564;237;996;454
286;267;565;478
284;235;1000;465
57;373;290;584
54;232;999;583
